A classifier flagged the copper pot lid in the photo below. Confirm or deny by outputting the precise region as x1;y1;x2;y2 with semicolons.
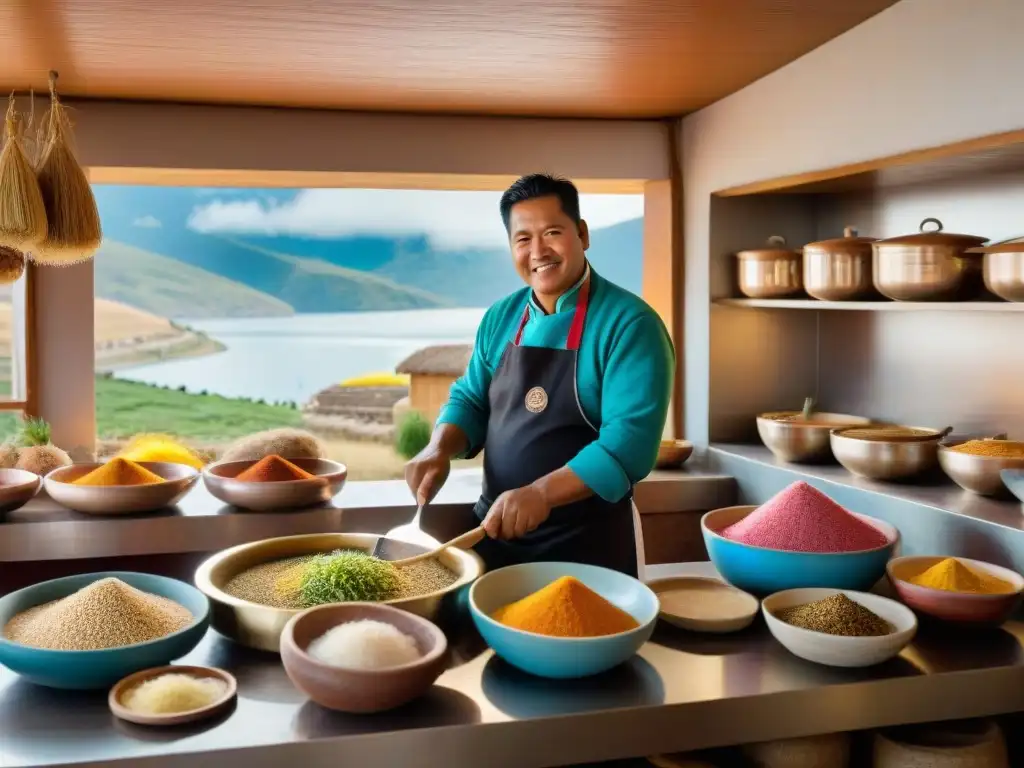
804;226;876;251
736;235;801;261
873;217;988;248
966;236;1024;254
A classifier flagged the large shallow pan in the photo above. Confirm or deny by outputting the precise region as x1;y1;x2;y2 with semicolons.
194;532;484;652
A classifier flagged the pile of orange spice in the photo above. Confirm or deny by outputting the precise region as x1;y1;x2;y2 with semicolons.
235;455;315;483
73;458;164;487
947;440;1024;459
492;576;640;638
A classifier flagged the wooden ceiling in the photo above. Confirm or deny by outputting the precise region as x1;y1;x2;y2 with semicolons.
3;0;898;119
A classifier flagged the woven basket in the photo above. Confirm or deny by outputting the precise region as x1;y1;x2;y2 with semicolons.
874;720;1008;768
741;732;851;768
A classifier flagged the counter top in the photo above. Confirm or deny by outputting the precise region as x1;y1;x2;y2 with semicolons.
710;443;1024;530
0;466;735;562
4;562;1024;768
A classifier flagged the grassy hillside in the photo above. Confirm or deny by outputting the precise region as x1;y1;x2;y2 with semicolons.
0;297;199;356
0;377;302;442
221;239;454;312
94;376;303;440
95;240;294;318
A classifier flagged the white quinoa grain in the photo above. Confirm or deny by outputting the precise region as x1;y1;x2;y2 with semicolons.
3;578;193;651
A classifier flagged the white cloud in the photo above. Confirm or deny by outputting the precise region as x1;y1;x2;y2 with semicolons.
133;215;162;229
186;188;644;250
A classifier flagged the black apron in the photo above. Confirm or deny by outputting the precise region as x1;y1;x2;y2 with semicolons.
472;278;638;577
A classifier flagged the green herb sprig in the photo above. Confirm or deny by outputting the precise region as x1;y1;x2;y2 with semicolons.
299;550;400;607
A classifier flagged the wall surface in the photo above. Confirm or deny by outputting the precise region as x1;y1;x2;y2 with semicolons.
682;0;1024;444
32;106;668;452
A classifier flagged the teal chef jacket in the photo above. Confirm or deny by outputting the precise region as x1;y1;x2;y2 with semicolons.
437;266;675;503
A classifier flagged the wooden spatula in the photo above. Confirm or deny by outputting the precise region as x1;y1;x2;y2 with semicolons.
390;526;486;568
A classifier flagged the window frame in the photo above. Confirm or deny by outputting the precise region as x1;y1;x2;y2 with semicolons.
0;261;38;419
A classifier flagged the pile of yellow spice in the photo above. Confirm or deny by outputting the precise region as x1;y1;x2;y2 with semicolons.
907;558;1017;595
947;440;1024;459
491;576;640;638
73;458;165;487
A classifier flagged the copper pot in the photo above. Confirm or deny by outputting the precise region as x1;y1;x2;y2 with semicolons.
803;226;876;301
872;218;988;301
967;237;1024;302
735;235;802;299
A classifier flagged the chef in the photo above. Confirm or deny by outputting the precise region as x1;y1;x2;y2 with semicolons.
405;174;674;577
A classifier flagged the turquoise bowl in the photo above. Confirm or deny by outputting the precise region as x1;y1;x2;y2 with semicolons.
701;505;899;596
1002;470;1024;504
0;571;210;690
469;562;658;679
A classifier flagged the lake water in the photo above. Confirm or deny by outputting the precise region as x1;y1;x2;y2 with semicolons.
116;308;486;403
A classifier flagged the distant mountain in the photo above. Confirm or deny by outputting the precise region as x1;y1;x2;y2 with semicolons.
221;239;453;312
94;240;294;319
91;185;644;314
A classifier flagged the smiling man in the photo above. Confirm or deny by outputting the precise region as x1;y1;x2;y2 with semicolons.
404;174;674;576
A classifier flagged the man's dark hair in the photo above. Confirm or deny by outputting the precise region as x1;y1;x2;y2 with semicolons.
499;174;581;231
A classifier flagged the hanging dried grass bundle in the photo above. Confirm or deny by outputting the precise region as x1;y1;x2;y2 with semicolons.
0;95;47;250
0;245;26;284
33;72;101;265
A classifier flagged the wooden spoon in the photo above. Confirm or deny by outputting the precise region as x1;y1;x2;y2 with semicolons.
801;396;815;421
391;526;486;568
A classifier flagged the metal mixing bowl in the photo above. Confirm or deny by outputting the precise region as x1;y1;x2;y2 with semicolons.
830;428;943;480
756;412;871;463
938;444;1024;497
194;532;484;652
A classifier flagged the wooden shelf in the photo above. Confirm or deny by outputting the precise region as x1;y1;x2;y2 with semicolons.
713;128;1024;196
715;298;1024;312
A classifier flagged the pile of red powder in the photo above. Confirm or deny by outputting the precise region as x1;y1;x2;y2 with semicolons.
720;481;889;553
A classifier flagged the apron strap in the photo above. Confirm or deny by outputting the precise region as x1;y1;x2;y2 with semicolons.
513;277;591;350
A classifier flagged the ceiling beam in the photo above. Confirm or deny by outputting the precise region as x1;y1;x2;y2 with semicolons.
12;0;77;87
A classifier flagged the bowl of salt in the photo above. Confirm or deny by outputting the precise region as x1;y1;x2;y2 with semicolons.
280;602;447;713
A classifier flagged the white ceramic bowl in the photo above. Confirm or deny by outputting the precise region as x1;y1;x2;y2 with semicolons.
762;588;917;668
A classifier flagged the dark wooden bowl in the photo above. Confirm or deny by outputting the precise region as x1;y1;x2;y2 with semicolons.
280;603;447;713
109;665;237;726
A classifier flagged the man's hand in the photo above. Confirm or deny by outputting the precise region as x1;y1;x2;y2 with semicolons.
405;448;451;506
483;484;551;540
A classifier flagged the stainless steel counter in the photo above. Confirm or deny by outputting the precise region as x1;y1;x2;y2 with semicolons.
0;467;735;563
708;444;1024;572
4;562;1024;768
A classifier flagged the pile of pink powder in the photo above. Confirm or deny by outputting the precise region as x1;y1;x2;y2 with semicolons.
720;481;889;553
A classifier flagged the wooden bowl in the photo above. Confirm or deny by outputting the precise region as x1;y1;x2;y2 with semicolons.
202;457;347;511
109;665;236;726
656;439;693;469
647;576;759;633
0;468;41;516
887;555;1024;626
280;603;447;713
43;462;199;515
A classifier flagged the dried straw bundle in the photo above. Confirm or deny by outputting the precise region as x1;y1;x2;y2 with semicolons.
0;97;47;250
33;74;101;265
0;245;26;284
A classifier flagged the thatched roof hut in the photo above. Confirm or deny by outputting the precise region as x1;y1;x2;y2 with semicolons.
396;344;472;377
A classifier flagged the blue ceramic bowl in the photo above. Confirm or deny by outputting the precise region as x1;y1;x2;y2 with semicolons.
469;562;658;679
701;505;899;596
1001;470;1024;505
0;572;210;689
